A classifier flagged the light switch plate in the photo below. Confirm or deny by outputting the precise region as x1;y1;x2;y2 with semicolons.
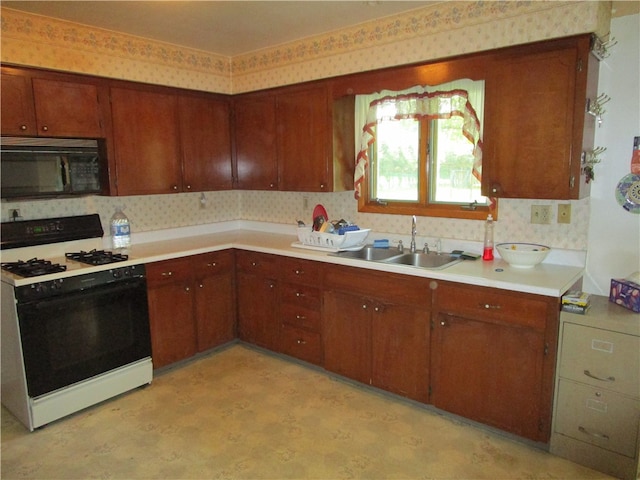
531;205;552;224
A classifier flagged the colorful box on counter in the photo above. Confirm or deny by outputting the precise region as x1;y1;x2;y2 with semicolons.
609;278;640;313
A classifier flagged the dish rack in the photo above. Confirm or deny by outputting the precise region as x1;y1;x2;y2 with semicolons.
296;227;370;250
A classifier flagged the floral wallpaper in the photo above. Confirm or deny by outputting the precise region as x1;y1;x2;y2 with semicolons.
0;1;608;252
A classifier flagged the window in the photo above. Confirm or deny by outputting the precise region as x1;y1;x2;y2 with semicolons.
355;80;495;219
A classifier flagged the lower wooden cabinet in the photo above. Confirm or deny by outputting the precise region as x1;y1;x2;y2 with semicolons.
235;250;280;350
146;250;235;369
323;265;431;403
431;281;558;442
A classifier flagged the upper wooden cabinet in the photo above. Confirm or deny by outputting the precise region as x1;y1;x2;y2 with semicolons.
233;83;354;192
1;67;105;138
179;93;233;191
110;84;232;195
110;86;182;195
482;35;598;200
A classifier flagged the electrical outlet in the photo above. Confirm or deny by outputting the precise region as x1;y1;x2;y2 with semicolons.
530;205;552;224
7;208;22;221
557;203;571;224
303;196;309;211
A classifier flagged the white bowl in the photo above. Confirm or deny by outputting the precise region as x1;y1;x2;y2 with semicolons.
496;243;550;268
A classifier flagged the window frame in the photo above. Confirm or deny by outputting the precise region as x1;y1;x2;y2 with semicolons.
359;117;496;220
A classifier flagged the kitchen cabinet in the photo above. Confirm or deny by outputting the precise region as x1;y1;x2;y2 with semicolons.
551;297;640;480
179;93;233;191
278;257;323;365
110;84;233;195
323;265;431;403
233;83;354;192
1;66;106;138
146;251;236;369
146;257;197;369
232;93;278;189
235;250;280;350
110;86;182;195
193;251;236;351
431;281;559;442
482;34;598;200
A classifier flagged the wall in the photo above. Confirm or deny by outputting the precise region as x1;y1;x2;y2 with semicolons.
0;2;613;256
583;13;640;294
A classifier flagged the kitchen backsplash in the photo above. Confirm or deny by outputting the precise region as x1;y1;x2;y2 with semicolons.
2;192;590;251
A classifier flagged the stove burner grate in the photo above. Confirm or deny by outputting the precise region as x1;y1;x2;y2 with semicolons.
65;249;129;266
1;258;67;277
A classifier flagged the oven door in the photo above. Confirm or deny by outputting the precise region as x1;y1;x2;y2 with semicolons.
16;277;151;398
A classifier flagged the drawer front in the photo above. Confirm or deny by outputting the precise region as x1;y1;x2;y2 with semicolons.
436;282;550;330
280;257;322;286
146;257;192;287
280;282;321;310
192;250;234;277
279;325;322;365
560;323;640;397
555;379;640;458
235;250;277;276
281;303;320;331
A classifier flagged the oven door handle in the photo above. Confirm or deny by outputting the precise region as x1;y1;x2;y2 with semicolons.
18;278;146;311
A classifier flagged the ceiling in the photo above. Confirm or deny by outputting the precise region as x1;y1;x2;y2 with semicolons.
1;1;438;57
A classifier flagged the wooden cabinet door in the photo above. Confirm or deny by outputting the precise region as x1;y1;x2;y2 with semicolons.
371;303;430;403
146;257;197;369
31;78;104;138
277;85;329;191
431;312;546;441
1;70;36;135
482;46;579;199
179;94;233;191
233;94;278;190
193;252;236;351
322;290;371;384
110;87;181;195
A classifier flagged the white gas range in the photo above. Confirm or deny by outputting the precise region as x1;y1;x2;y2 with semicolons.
1;214;152;431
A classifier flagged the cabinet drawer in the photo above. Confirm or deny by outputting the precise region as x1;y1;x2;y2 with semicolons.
235;250;277;276
279;325;322;365
280;282;321;310
555;379;640;458
436;282;550;330
146;257;192;287
280;257;323;286
281;303;320;331
560;323;639;397
192;250;234;276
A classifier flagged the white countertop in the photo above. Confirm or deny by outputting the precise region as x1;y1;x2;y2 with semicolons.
2;223;584;297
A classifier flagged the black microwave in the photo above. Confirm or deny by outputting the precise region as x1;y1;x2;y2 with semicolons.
1;137;107;199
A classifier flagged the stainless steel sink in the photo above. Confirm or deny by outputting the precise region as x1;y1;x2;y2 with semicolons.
381;252;462;270
330;245;400;262
331;246;462;270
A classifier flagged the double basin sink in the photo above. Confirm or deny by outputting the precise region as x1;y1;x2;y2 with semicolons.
330;245;462;270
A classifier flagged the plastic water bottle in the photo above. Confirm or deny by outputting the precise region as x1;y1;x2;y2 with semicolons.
110;207;131;249
482;214;494;261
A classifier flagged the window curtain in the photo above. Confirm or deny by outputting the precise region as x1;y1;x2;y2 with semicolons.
354;79;485;200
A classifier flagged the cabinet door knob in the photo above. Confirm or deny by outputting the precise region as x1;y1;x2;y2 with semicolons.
320;184;325;189
199;284;204;288
362;304;367;309
440;320;446;326
20;124;27;131
251;261;257;266
186;185;192;190
294;269;303;275
172;185;179;191
269;183;276;188
185;286;190;292
41;125;48;131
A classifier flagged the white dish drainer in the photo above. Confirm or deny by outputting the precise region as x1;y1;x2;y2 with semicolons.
292;227;370;252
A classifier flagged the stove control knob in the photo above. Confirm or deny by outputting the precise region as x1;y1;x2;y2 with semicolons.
112;269;123;279
124;268;132;277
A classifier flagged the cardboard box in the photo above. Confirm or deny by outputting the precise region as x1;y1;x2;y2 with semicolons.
609;278;640;313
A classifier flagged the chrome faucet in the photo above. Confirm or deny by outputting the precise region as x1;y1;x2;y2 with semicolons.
410;215;417;253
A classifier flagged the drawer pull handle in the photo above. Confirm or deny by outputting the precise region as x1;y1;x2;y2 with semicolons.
583;370;615;382
296;339;307;345
294;269;304;275
296;315;306;320
207;262;217;267
251;261;258;266
578;426;610;440
161;271;173;277
481;303;501;310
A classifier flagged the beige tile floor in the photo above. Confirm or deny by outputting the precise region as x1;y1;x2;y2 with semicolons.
1;344;614;479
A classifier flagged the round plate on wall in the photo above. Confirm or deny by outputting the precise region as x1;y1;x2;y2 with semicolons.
615;173;640;213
